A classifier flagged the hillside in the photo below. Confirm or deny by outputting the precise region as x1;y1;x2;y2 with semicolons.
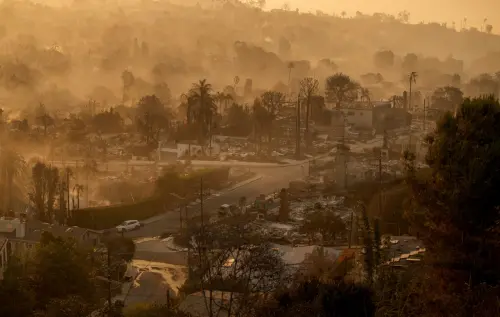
0;1;498;115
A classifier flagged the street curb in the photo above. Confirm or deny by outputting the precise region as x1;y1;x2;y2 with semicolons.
224;175;263;192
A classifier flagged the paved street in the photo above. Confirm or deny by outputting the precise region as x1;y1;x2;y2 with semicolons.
49;159;287;172
124;164;306;238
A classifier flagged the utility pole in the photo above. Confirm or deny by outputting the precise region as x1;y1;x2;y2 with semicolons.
200;177;204;232
106;247;112;316
423;97;427;132
66;170;70;220
344;152;348;189
342;114;348;189
408;72;417;112
86;169;89;208
156;133;160;179
296;95;301;159
378;153;383;217
348;210;354;248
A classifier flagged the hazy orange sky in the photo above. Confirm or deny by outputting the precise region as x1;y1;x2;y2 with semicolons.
266;0;499;30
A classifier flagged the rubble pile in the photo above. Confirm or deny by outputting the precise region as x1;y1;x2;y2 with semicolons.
289;196;346;221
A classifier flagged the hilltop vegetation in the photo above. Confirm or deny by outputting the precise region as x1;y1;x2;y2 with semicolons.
0;0;498;119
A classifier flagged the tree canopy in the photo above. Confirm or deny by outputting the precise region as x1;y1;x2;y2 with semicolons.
325;73;359;108
406;95;500;315
0;232;103;317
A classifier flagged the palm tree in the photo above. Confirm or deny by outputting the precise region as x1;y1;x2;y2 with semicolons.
0;148;25;212
188;79;217;144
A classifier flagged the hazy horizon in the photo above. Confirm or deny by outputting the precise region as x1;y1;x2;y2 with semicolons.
266;0;499;30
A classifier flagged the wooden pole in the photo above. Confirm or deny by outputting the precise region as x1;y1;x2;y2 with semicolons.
296;95;301;159
378;154;383;217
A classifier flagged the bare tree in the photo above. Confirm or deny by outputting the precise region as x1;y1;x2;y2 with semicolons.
299;77;319;151
260;91;285;154
184;219;288;317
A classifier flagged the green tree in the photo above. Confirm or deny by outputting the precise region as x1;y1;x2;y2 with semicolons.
0;232;102;317
325;73;359;109
406;95;500;315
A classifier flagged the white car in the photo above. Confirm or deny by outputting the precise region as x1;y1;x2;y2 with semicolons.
116;220;141;232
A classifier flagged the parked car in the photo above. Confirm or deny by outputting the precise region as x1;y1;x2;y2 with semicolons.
116;220;141;232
